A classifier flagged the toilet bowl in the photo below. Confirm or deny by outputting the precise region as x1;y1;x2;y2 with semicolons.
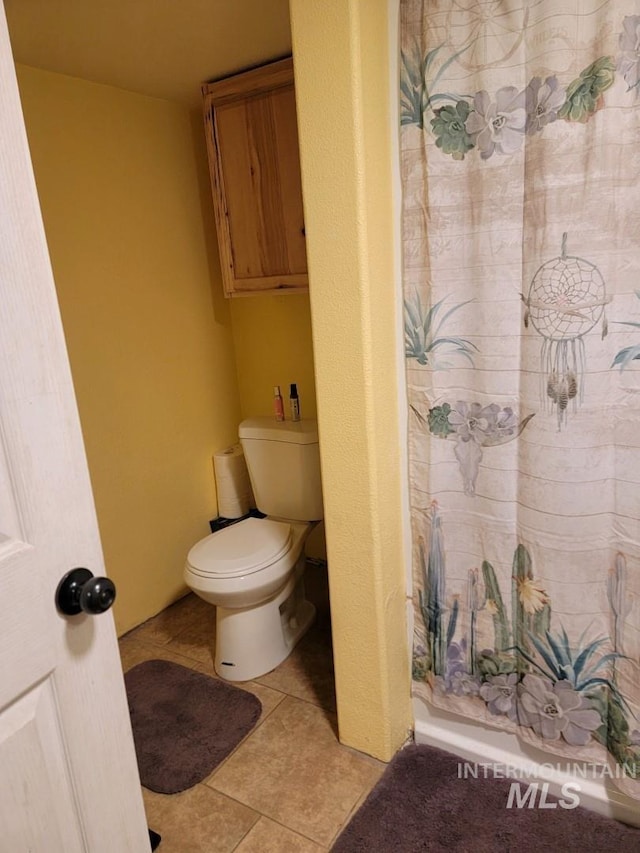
185;515;317;681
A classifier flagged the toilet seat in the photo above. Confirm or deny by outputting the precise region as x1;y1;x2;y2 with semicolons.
186;517;292;578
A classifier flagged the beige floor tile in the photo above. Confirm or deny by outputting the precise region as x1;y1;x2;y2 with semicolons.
128;592;212;646
164;614;217;667
234;817;327;852
118;635;207;673
206;696;384;847
142;785;259;853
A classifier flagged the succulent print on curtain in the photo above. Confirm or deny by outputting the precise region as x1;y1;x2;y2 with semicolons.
402;0;640;797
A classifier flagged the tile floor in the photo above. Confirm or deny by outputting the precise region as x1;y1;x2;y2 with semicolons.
118;562;385;852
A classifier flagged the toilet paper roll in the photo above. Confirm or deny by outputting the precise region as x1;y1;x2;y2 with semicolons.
213;444;254;519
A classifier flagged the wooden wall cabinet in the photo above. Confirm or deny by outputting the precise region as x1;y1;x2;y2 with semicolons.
202;57;308;297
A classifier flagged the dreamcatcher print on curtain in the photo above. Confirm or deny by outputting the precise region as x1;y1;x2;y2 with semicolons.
402;0;640;797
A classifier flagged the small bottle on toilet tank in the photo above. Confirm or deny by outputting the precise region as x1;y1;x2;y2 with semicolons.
273;386;285;422
289;383;300;421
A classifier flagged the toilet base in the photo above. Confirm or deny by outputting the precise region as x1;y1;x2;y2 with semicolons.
214;563;315;682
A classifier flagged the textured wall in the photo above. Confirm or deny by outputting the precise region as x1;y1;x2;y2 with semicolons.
17;65;242;634
230;293;317;421
290;0;411;760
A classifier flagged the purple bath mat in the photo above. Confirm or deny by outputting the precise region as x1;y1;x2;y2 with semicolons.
124;659;262;794
333;743;640;852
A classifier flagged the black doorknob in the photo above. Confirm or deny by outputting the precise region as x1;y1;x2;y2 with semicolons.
56;568;116;615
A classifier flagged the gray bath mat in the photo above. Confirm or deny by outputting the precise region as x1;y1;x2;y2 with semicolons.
124;659;262;794
332;743;640;852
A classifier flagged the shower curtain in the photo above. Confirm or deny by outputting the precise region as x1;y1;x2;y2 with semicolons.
402;0;640;798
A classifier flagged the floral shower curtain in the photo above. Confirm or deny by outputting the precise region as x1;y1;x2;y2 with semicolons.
402;0;640;797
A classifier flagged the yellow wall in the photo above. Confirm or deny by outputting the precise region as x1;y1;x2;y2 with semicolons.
230;293;317;420
290;0;411;760
17;65;242;635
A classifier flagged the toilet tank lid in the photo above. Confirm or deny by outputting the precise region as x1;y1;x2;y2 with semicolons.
239;417;318;445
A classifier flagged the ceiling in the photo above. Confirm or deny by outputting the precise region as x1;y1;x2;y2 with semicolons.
4;0;293;108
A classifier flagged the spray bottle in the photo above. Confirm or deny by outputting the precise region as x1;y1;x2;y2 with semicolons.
289;383;300;421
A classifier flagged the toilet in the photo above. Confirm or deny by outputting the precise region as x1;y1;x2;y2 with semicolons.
184;417;323;682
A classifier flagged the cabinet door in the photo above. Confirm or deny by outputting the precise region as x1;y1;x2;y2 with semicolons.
212;84;308;295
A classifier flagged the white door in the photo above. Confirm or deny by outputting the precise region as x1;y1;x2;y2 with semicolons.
0;4;150;851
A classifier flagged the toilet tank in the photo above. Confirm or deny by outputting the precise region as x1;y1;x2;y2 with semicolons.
238;417;324;521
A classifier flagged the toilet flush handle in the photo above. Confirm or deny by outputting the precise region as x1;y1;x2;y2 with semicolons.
55;568;116;616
